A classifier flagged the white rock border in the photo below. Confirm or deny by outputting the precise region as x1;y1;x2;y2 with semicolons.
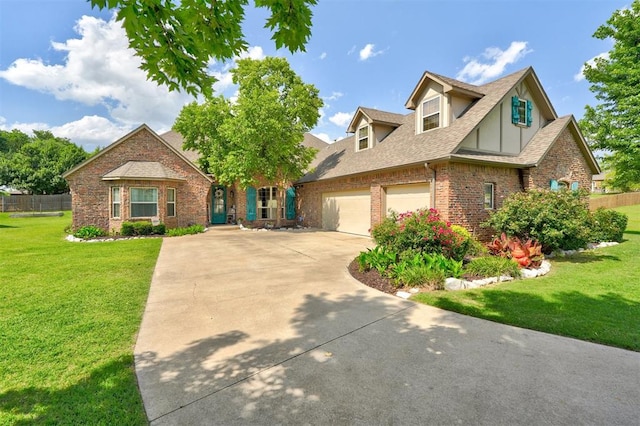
396;241;620;296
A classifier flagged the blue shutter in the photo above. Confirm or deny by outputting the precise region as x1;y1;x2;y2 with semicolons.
246;187;257;220
285;187;296;220
511;96;520;124
526;100;533;127
571;181;579;191
550;179;559;191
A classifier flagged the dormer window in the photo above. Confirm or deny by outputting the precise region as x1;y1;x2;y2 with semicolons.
422;96;440;132
512;96;532;127
358;125;370;151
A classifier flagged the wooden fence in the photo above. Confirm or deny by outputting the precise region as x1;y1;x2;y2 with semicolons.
589;192;640;210
0;194;71;212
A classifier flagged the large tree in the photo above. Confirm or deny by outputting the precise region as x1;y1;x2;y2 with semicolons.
0;130;90;194
90;0;317;98
174;56;322;226
579;1;640;191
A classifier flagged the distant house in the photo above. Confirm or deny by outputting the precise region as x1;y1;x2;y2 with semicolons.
65;66;599;238
592;173;607;193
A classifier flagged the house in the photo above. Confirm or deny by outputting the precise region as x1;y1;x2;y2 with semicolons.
63;125;328;233
64;66;599;239
295;66;600;238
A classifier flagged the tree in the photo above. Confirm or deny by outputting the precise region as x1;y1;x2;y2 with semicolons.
0;131;90;194
0;129;30;153
579;1;640;191
90;0;317;98
174;56;322;226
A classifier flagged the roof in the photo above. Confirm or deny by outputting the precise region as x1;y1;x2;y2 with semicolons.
102;161;186;181
346;107;406;133
299;67;599;184
302;133;330;151
62;124;213;183
160;130;200;163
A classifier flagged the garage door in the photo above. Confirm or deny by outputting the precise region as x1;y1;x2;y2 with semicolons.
322;190;371;236
385;184;431;217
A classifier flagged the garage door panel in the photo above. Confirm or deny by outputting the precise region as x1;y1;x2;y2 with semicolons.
322;190;370;236
385;184;430;216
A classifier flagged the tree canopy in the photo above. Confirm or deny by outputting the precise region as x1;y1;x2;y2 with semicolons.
173;56;322;225
0;130;90;194
579;1;640;191
90;0;317;98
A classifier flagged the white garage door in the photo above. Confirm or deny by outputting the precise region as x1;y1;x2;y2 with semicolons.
385;184;431;216
322;190;371;236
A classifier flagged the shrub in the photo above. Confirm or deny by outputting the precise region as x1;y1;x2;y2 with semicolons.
73;225;106;239
166;224;206;237
483;189;592;252
152;224;166;235
390;251;462;282
372;208;470;261
394;264;445;289
121;221;166;236
589;208;628;243
357;246;397;274
487;233;544;268
133;222;153;236
465;256;522;279
121;222;135;236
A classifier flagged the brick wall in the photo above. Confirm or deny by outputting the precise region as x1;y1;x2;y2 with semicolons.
66;127;212;233
434;163;522;239
524;127;593;192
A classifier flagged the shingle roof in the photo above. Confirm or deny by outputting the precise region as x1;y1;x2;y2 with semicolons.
299;67;531;183
303;133;330;150
360;107;405;126
160;130;200;163
102;161;186;181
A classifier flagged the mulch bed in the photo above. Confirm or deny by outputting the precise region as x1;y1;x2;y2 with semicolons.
347;258;402;295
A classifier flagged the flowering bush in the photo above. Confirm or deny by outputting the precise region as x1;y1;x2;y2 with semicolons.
371;208;470;261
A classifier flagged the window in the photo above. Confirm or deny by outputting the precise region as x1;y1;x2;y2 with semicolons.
358;125;369;151
111;187;121;218
512;96;532;127
167;188;176;217
422;96;440;131
258;187;277;219
130;187;158;217
483;183;495;209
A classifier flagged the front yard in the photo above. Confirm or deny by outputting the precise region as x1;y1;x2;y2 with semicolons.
412;204;640;351
0;212;160;424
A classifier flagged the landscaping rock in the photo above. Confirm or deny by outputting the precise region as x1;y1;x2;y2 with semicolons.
396;291;412;299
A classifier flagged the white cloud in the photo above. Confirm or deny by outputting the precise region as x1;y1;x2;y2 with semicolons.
313;133;332;143
329;112;353;127
347;45;357;55
237;46;265;61
0;115;132;152
359;44;384;61
319;52;327;60
456;41;532;84
0;14;194;146
574;52;609;82
323;91;343;102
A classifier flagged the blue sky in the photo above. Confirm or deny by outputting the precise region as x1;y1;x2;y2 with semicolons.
0;0;629;152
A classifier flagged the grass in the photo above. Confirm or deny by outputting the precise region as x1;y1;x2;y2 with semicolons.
0;212;162;424
412;204;640;351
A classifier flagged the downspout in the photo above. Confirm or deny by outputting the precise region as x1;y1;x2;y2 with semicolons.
425;162;436;208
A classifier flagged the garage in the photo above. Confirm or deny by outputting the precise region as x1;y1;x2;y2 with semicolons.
384;183;431;217
322;190;371;236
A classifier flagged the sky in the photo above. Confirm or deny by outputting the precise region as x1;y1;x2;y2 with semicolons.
0;0;630;152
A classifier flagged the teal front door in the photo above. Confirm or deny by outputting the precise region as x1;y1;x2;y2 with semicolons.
212;186;227;224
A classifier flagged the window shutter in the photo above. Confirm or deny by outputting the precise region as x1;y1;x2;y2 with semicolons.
571;181;579;191
511;96;520;124
550;179;559;191
285;187;296;220
526;100;533;127
246;187;257;220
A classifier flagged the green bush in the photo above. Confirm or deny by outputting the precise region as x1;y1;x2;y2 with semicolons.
121;221;166;236
133;222;153;235
152;224;166;235
166;224;206;237
394;264;445;289
589;208;628;243
464;256;521;279
371;208;471;261
73;225;106;239
357;246;397;274
121;222;135;236
483;189;592;252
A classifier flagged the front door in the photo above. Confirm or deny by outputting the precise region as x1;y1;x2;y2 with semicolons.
212;186;227;224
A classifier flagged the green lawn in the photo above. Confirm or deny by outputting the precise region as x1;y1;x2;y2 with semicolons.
413;204;640;351
0;212;162;424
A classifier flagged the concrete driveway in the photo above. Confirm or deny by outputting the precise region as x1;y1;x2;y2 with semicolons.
135;227;640;425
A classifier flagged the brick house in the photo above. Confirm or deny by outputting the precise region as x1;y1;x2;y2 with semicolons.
295;66;600;238
63;125;328;233
65;66;599;238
